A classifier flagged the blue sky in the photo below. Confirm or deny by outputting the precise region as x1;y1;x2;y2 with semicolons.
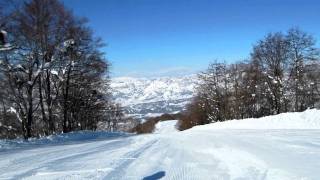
63;0;320;77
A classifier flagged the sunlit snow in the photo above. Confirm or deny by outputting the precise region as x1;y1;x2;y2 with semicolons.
0;110;320;179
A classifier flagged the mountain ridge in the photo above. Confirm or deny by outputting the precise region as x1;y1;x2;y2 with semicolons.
111;74;197;120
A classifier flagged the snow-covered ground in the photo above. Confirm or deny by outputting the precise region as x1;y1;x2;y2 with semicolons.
1;110;320;179
153;120;178;134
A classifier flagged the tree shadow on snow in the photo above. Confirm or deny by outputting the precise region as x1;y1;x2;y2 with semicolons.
143;171;166;180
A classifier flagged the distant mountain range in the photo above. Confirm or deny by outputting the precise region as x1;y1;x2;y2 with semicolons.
111;75;197;120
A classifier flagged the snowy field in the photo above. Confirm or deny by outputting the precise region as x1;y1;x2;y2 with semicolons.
1;110;320;179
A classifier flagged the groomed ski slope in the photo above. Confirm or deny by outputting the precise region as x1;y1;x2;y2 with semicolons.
1;110;320;180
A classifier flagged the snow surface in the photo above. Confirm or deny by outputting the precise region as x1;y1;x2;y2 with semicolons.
153;120;178;134
1;110;320;179
193;109;320;130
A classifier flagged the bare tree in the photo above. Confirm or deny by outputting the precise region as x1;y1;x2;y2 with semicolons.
0;0;120;139
286;28;319;111
178;29;320;130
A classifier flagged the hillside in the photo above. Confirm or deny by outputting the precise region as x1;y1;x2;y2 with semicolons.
111;75;196;120
1;110;319;179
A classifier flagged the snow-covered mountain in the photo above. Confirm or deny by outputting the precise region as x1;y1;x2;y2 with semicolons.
111;75;197;120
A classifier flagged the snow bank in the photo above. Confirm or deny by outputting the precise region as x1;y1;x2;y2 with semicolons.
192;109;320;131
0;131;130;151
154;120;178;134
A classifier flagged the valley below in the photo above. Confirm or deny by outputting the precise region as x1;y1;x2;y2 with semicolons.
111;75;196;120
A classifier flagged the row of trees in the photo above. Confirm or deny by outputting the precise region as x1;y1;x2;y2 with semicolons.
179;28;320;130
0;0;124;139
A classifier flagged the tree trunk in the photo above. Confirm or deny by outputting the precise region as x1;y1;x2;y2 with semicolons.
38;77;48;135
26;86;33;139
63;65;72;133
46;70;55;133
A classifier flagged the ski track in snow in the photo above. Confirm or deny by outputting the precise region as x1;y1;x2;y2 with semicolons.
1;113;320;179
